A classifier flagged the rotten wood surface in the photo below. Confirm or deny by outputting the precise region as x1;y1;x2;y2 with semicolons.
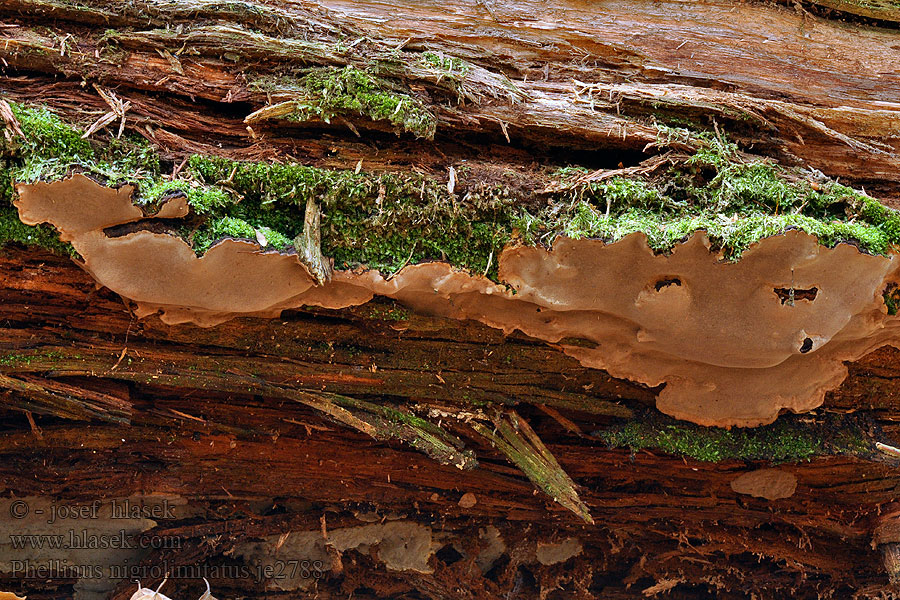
2;0;900;598
0;0;898;195
2;246;900;599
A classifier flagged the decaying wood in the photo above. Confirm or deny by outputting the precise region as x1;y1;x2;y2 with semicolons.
2;246;900;599
2;0;900;598
0;0;898;189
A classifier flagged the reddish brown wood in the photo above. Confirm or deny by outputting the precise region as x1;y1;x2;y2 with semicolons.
2;0;900;596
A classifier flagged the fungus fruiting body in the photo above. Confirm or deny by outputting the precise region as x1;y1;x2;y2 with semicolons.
730;468;799;500
14;175;900;427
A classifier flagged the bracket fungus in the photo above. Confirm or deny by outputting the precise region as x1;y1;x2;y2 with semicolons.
15;175;900;427
730;468;798;500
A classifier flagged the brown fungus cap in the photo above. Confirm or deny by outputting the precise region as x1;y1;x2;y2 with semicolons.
15;174;900;427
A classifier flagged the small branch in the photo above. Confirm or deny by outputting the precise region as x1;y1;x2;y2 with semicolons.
291;390;478;470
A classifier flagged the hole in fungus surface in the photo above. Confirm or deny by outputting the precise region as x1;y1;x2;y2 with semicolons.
884;283;900;315
800;338;814;353
775;287;818;305
654;277;682;291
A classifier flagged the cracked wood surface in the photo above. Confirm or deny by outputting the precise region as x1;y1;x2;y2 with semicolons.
2;247;900;598
0;0;898;192
2;0;900;597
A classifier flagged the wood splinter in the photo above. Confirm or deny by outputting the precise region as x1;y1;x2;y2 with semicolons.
293;197;333;286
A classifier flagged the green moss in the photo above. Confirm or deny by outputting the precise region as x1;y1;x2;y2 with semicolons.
185;155;513;276
530;135;899;260
193;216;255;253
1;105;92;205
599;411;873;463
8;103;94;165
685;132;740;170
884;285;900;315
0;206;77;255
0;100;172;254
189;215;294;254
0;103;91;251
257;226;292;248
142;176;231;214
420;51;470;75
250;66;436;138
548;204;894;260
179;144;900;271
365;303;411;321
5;99;900;278
0;101;176;256
2;102;164;191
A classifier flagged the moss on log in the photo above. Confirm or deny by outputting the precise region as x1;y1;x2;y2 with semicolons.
2;0;900;597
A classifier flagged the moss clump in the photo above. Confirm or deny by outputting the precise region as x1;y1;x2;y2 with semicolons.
599;411;873;463
0;103;93;208
545;204;893;260
0;100;507;272
4;102;161;189
187;156;513;276
0;206;76;256
190;216;293;254
250;66;436;138
6;104;94;166
0;100;169;254
5;99;900;279
420;51;470;75
524;133;900;259
884;284;900;316
0;103;153;255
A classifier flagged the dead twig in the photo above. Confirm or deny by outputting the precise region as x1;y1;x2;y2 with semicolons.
82;85;131;139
